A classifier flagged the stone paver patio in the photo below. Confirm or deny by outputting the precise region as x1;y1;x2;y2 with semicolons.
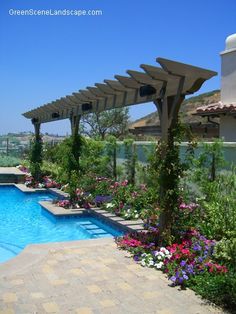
0;238;224;314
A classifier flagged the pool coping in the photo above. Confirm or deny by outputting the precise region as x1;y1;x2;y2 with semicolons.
15;183;69;198
14;183;145;233
39;200;145;233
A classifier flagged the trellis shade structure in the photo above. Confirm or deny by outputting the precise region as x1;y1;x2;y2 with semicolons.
23;57;217;138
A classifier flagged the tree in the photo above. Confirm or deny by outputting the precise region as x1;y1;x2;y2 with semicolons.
29;136;43;182
80;108;129;140
54;134;84;183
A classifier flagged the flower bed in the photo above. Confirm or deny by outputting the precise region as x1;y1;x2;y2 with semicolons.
116;228;228;287
25;175;61;189
56;176;156;220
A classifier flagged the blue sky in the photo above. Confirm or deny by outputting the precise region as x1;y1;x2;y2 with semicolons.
0;0;235;135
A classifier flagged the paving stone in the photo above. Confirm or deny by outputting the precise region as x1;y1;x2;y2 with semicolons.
87;285;102;293
9;279;24;286
42;302;60;313
99;299;116;308
117;282;132;290
2;293;17;303
0;309;15;314
30;292;45;299
50;279;68;286
76;307;94;314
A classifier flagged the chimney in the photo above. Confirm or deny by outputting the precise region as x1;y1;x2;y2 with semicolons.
220;33;236;104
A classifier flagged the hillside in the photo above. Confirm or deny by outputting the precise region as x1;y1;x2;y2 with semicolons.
129;90;220;129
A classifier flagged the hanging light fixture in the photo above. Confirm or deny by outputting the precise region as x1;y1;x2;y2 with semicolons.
139;85;157;97
82;102;93;111
51;112;60;118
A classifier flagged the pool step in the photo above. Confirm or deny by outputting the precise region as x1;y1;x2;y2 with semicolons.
78;221;110;238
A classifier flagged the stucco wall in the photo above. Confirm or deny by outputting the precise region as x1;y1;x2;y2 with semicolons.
221;49;236;104
220;116;236;141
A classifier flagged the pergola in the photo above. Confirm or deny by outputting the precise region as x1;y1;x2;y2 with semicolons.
23;57;217;140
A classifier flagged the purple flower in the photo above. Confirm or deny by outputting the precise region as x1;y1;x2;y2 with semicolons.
149;226;159;232
170;276;176;282
198;257;203;263
186;265;194;275
146;242;155;248
133;255;140;262
94;195;112;204
180;260;186;267
183;274;189;280
193;243;201;251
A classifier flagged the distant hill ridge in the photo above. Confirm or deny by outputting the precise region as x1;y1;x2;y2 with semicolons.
130;90;220;128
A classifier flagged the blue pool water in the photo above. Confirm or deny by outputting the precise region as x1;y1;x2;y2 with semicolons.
0;186;123;263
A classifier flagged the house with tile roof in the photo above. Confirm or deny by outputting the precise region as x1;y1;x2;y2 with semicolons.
196;34;236;141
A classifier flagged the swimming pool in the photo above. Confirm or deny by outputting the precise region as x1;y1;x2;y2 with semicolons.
0;186;123;263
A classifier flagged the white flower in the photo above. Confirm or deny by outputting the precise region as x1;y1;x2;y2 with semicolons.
155;262;163;269
141;260;146;267
106;203;115;209
157;255;162;260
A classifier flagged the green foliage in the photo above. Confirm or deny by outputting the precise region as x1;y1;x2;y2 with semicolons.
103;181;156;220
43;142;60;163
193;140;226;182
153;122;188;242
123;139;137;185
81;107;129;140
53;134;84;182
29;136;43;181
29;137;43;164
183;141;236;274
177;140;236;241
64;171;79;202
41;161;62;179
214;236;236;271
188;271;236;311
80;138;110;177
0;155;21;167
104;135;118;179
191;162;236;241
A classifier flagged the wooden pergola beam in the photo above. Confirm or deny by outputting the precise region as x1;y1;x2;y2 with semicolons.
22;57;217;140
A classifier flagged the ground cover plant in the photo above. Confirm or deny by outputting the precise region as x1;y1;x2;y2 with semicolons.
0;155;21;167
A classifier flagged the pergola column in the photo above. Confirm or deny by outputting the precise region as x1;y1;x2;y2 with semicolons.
154;76;185;142
70;115;81;136
33;122;41;141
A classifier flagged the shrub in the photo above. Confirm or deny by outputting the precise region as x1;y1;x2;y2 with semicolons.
29;136;43;181
188;271;236;311
0;155;21;167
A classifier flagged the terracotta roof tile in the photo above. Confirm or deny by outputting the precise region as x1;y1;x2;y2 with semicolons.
196;102;236;115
